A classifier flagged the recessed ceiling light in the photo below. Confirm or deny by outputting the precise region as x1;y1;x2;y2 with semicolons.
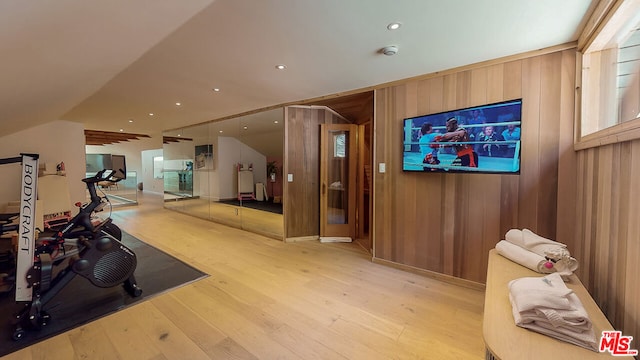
212;88;220;92
175;102;181;106
387;22;401;30
219;130;223;133
243;126;248;130
119;129;124;132
275;64;286;70
149;113;154;116
274;120;278;124
128;119;134;123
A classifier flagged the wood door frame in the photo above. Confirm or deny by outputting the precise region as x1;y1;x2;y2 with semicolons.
356;121;373;252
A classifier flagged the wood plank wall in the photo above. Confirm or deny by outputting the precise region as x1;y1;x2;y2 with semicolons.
373;49;577;284
573;139;640;345
284;106;346;238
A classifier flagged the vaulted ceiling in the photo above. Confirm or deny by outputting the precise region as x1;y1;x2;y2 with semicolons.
1;0;596;146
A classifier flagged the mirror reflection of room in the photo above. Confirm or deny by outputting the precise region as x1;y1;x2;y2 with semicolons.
85;153;137;206
163;108;284;240
163;159;194;198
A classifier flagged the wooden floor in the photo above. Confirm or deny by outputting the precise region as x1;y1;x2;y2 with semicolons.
2;192;486;360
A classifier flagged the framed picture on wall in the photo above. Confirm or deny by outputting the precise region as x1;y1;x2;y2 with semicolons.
195;144;213;169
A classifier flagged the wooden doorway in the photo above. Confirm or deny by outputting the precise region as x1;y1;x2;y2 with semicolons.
320;124;357;241
357;122;372;252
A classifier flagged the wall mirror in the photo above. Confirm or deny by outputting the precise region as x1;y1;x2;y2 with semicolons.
162;108;284;239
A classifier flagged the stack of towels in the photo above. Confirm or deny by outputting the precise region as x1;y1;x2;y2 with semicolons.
509;273;598;351
496;229;579;277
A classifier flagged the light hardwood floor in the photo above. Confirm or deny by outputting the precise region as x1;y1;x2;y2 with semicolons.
3;192;486;360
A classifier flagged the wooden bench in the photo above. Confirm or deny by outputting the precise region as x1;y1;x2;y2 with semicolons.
483;249;633;359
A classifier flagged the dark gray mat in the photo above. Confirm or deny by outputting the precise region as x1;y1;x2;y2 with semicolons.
0;231;208;357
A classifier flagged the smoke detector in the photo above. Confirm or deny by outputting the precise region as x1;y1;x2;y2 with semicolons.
382;45;398;56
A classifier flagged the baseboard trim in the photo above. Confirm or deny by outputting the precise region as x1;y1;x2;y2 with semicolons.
372;257;486;291
285;235;319;243
320;236;352;243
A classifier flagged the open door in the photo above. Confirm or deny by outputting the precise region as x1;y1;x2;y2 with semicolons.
320;124;357;241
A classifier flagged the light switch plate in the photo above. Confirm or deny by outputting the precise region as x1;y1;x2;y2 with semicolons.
287;173;293;182
379;163;386;173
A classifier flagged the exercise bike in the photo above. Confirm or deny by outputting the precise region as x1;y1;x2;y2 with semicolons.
0;213;19;293
11;169;142;340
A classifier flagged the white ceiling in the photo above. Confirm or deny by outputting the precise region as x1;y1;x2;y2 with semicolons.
1;0;596;139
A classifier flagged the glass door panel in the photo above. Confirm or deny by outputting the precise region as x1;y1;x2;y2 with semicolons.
320;124;357;239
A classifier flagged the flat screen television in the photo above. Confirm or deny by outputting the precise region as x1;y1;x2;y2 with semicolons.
402;99;522;174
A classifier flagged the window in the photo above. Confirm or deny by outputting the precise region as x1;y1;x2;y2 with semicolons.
334;133;346;158
579;1;640;145
153;156;164;179
617;29;640;122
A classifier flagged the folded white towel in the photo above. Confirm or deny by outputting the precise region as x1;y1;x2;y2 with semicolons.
505;229;579;274
508;273;598;352
510;296;598;351
505;228;566;255
496;240;554;274
509;273;573;311
536;305;591;331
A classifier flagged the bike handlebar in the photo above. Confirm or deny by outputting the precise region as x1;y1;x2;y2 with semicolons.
82;169;120;184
